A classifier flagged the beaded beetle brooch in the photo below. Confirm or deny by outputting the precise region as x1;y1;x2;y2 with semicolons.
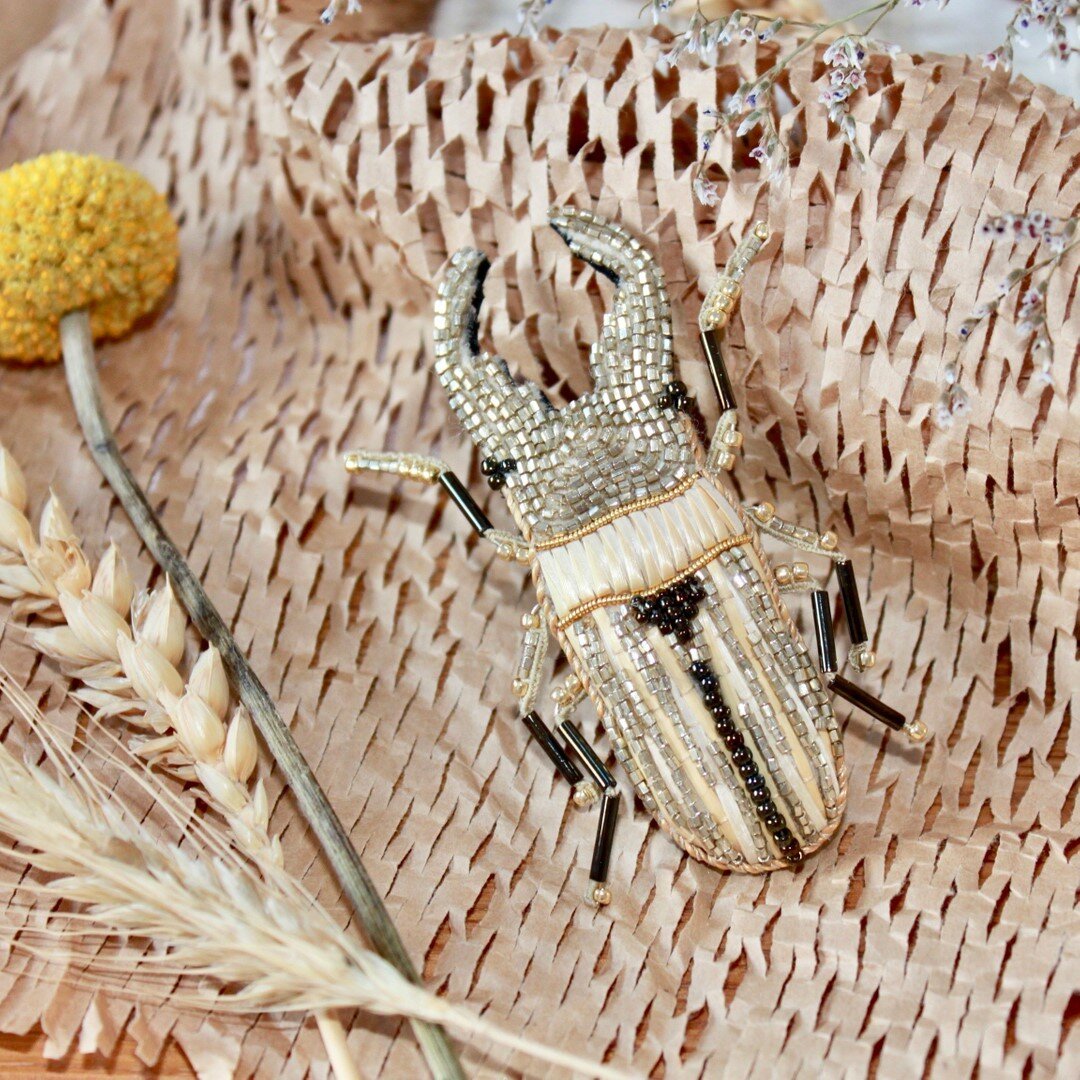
346;209;927;907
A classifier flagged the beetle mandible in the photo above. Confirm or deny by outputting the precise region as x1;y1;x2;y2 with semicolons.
346;208;927;907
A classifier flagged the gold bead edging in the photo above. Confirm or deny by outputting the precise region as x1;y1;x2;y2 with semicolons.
554;532;752;630
534;474;699;552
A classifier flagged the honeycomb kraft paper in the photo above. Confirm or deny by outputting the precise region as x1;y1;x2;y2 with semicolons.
0;0;1076;1076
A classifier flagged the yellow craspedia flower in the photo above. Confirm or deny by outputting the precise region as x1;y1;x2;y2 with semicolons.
0;151;178;362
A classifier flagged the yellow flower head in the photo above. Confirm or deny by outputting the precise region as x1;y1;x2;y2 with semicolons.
0;152;178;363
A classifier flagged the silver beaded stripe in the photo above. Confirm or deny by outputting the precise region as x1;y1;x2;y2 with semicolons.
541;568;823;874
576;600;773;867
571;613;740;866
696;566;827;846
609;583;820;864
702;488;845;817
734;531;842;812
608;609;750;862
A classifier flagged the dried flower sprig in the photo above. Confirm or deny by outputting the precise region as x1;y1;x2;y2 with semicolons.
0;445;276;865
0;674;624;1080
938;211;1078;427
654;1;945;195
2;149;459;1076
983;1;1078;72
319;0;362;26
518;0;557;38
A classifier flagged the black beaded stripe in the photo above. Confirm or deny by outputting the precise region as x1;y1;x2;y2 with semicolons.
630;575;804;866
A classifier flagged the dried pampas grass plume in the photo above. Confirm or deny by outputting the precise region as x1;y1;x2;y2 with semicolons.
0;673;625;1080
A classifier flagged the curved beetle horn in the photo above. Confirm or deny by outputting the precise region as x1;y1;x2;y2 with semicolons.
433;248;552;459
548;206;675;410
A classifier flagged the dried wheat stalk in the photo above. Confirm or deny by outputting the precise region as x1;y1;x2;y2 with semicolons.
0;672;624;1080
0;442;275;863
0;443;363;1071
0;445;619;1077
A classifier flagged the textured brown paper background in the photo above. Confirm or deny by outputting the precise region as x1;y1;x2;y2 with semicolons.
0;0;1077;1076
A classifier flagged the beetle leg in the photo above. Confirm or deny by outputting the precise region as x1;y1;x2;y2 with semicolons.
344;450;532;564
514;614;594;801
513;606;549;714
700;222;770;472
548;678;621;906
550;679;611;809
583;790;620;908
745;502;876;672
522;659;620;906
808;591;928;745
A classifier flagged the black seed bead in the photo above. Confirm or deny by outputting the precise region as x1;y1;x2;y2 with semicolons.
715;720;737;738
698;673;718;692
657;394;672;409
702;690;723;709
668;380;687;396
754;796;775;816
723;732;743;751
674;623;694;643
785;848;804;865
738;761;757;779
731;747;751;766
774;827;793;845
501;458;517;473
488;473;505;490
689;661;711;681
480;456;500;476
764;812;783;830
712;703;731;720
746;774;767;794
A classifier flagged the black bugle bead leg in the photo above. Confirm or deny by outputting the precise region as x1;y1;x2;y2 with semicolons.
521;711;584;787
437;470;493;535
585;790;620;907
834;559;874;670
830;675;928;744
557;718;616;793
811;589;838;674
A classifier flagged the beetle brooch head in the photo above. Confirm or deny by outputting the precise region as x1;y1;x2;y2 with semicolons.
348;208;928;907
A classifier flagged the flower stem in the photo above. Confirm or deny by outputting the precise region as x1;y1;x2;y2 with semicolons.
58;309;465;1080
765;0;898;80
